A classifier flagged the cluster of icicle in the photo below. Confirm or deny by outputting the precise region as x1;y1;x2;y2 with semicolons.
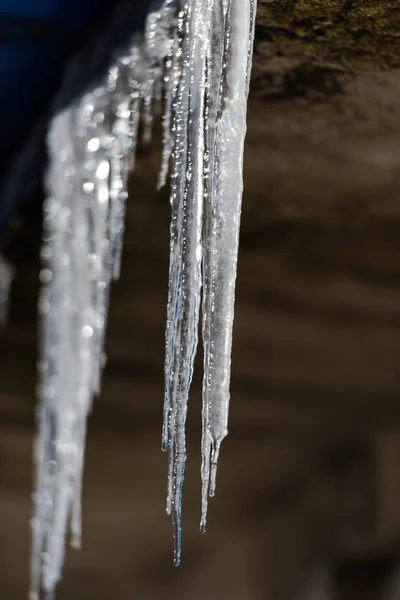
162;0;256;565
31;0;256;597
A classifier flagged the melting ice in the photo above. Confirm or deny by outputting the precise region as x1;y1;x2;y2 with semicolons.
32;0;256;597
162;0;256;564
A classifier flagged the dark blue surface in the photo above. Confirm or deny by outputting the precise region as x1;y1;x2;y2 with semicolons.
0;0;156;234
0;0;114;161
0;3;100;151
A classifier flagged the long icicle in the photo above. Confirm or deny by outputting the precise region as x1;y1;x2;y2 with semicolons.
32;0;256;595
162;0;256;559
162;0;212;565
200;0;256;532
31;11;174;595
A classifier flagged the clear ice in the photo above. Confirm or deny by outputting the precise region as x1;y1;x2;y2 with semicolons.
32;0;256;596
162;0;256;563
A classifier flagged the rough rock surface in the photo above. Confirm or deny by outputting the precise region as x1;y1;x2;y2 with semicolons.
250;0;400;224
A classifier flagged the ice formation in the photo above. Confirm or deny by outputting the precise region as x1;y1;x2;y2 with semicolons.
31;0;256;596
161;0;256;564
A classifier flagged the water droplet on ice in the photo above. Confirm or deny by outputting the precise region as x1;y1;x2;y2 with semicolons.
96;161;110;180
87;137;100;152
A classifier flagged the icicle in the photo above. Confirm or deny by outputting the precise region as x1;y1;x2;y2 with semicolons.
200;0;256;533
162;0;213;565
32;0;256;593
0;254;13;326
158;31;180;190
31;23;170;598
162;8;186;459
161;0;256;552
142;1;178;145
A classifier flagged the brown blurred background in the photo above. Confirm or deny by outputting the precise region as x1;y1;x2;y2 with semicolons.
2;2;400;599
